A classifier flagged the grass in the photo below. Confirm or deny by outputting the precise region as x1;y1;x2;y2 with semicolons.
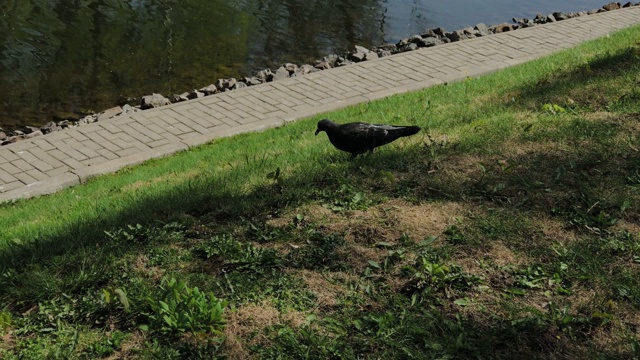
1;24;640;359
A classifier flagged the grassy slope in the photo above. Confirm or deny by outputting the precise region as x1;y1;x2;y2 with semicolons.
1;25;640;359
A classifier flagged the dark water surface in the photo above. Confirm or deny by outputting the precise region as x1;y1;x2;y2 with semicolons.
0;0;611;130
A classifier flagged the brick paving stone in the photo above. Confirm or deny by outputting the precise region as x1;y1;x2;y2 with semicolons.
0;169;18;183
14;172;37;185
1;7;639;201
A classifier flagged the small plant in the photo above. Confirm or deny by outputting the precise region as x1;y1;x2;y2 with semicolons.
541;103;566;114
145;277;227;336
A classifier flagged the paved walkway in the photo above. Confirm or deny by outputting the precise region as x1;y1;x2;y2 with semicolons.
1;7;640;202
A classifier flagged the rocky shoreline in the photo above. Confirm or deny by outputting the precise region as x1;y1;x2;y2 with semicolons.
1;1;637;146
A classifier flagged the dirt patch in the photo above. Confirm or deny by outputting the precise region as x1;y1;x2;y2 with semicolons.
289;269;350;308
223;301;308;360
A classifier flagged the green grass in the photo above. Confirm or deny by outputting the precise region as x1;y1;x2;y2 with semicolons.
1;25;640;359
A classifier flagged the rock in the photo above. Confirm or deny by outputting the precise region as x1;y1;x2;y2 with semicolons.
256;69;274;82
232;81;247;90
490;23;514;33
446;30;465;42
188;90;205;99
546;13;557;22
349;52;366;62
296;64;316;76
398;43;418;52
314;61;332;70
199;84;218;95
170;92;189;103
57;120;71;129
354;45;370;53
377;44;397;52
475;23;488;32
533;13;547;23
141;93;171;110
553;12;570;20
321;54;340;67
623;2;633;7
40;121;59;134
408;35;423;44
122;104;135;115
418;37;442;47
335;56;353;67
78;114;98;125
25;130;43;139
577;11;587;16
284;63;298;74
0;131;6;140
1;136;20;146
23;126;40;134
273;66;290;81
364;52;379;61
587;9;599;15
602;2;621;10
376;49;392;57
245;76;263;85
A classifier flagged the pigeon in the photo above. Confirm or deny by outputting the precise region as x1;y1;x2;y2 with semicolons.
315;118;420;157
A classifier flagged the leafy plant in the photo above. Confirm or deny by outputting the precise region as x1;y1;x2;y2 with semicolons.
145;277;227;336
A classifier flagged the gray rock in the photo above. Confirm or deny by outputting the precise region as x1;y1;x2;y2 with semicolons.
1;136;19;146
24;126;40;134
546;14;557;22
122;104;135;114
354;45;370;53
364;52;379;61
187;90;205;99
418;37;443;47
398;43;418;52
321;54;340;66
602;2;621;10
587;9;599;15
0;131;6;140
533;13;547;23
377;44;398;52
40;121;59;135
376;49;392;58
57;120;71;129
25;130;43;139
314;61;332;70
245;76;263;85
490;23;515;33
349;52;366;62
141;93;171;110
199;84;218;95
256;69;274;82
170;93;187;103
232;81;248;90
622;2;633;7
446;30;465;42
273;66;290;81
552;12;569;20
296;64;316;76
475;23;488;32
284;63;298;74
78;115;98;125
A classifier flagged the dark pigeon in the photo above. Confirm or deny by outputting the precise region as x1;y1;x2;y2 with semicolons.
315;118;420;157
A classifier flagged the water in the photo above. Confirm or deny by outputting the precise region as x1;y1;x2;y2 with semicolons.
0;0;611;131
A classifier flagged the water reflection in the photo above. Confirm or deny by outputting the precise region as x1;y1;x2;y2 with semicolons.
0;0;612;131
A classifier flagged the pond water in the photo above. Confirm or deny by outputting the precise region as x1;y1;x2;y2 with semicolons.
0;0;611;130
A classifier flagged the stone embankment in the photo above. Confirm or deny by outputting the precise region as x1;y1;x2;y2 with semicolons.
0;1;637;146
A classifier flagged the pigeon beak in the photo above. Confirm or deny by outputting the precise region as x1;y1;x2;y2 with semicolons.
314;129;320;136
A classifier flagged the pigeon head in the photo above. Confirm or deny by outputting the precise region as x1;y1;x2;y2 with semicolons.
315;118;335;135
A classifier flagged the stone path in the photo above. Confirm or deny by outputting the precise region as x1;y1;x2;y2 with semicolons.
1;6;640;202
